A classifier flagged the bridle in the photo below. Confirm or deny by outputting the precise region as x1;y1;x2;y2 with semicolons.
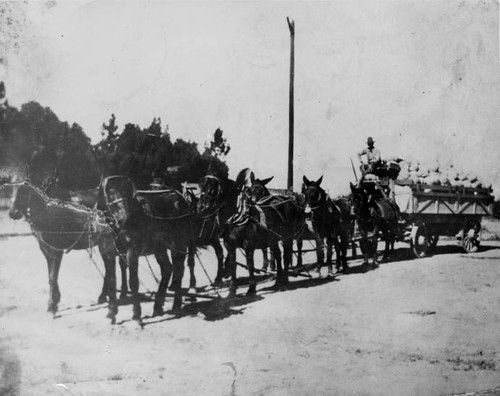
198;175;225;219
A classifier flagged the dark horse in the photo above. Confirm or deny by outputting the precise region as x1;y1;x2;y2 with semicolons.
44;179;131;303
9;181;118;321
349;181;400;266
104;176;194;320
223;170;305;295
196;173;274;286
302;176;350;274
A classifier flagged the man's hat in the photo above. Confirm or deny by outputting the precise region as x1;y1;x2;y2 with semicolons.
367;137;375;144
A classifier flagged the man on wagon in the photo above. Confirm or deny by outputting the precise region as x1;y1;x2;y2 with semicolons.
358;136;381;180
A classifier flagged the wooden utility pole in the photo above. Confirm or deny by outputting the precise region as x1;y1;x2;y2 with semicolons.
287;17;295;193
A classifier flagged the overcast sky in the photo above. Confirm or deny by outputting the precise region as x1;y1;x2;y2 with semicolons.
1;0;499;195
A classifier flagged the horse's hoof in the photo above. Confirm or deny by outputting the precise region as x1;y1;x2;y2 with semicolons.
119;293;128;302
168;305;182;316
135;318;144;328
47;304;58;316
246;287;257;296
327;270;335;277
97;295;108;304
273;281;288;291
362;261;369;267
106;312;116;324
152;306;164;317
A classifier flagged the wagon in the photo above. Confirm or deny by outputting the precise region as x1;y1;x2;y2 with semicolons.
393;180;494;258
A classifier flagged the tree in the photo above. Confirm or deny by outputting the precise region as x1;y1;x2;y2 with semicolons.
0;101;99;190
204;127;230;160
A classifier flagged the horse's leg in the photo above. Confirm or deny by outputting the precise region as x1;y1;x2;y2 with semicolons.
153;249;172;317
39;243;63;316
296;237;303;267
382;229;391;262
100;241;118;324
358;228;370;267
170;248;187;313
187;243;196;296
341;230;349;272
118;255;128;301
262;248;269;271
271;242;283;287
282;239;292;286
371;226;379;267
245;247;257;295
326;235;334;276
97;262;110;304
212;238;225;286
225;246;238;297
314;235;325;274
127;247;142;322
269;248;276;271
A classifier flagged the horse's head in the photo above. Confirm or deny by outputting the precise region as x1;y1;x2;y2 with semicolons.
235;168;255;190
197;175;223;215
243;176;273;204
9;181;45;220
349;182;368;218
102;176;137;229
301;175;325;217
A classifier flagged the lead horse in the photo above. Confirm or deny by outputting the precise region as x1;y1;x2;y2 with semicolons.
9;181;119;321
44;179;131;303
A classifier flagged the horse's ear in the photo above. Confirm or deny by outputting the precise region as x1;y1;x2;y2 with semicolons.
303;175;310;185
261;176;274;186
316;176;323;186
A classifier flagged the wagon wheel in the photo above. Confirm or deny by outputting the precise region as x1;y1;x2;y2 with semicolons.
410;223;430;258
462;221;481;254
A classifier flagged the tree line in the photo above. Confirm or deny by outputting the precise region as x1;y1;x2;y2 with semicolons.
0;98;229;192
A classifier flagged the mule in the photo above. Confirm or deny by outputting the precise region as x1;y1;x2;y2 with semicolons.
302;175;350;274
196;172;275;282
44;178;130;303
9;181;119;321
223;172;305;295
104;177;194;320
349;181;400;266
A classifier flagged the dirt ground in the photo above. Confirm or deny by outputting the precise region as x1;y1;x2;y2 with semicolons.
1;213;500;396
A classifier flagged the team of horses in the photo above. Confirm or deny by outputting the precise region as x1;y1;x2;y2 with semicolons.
4;168;400;324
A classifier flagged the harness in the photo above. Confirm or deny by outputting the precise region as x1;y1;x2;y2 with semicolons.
17;181;112;253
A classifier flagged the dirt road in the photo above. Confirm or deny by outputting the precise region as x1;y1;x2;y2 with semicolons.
1;216;500;395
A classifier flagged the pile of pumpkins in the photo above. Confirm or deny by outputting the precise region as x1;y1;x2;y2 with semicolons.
394;159;491;189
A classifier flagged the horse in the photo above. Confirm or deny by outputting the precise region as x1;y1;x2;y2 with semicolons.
103;176;194;320
44;178;131;303
349;181;400;266
302;175;350;274
196;172;275;281
223;171;305;295
8;181;119;321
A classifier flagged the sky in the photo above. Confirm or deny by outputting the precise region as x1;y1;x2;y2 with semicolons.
1;0;499;196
